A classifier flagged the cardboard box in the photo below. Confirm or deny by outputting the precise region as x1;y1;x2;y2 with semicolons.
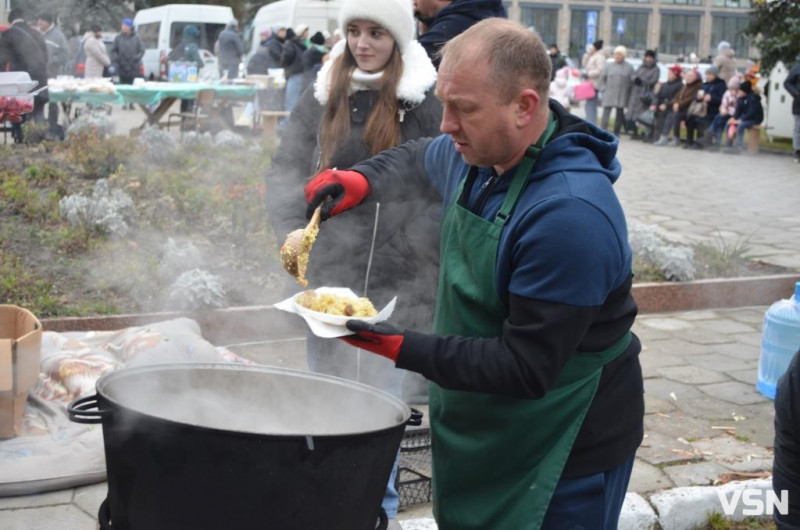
0;305;42;438
168;61;198;83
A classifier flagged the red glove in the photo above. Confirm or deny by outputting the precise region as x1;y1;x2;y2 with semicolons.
342;320;404;362
304;169;370;220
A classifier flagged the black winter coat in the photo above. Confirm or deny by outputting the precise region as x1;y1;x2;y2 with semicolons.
111;32;145;80
300;46;326;92
773;350;800;528
654;78;683;107
734;92;764;125
280;38;306;78
0;22;49;105
266;44;442;330
701;76;727;119
784;63;800;116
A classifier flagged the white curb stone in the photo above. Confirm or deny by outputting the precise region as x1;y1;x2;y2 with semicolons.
619;492;658;530
650;478;773;530
400;518;437;530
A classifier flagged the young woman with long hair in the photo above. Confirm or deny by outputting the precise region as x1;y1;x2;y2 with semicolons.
265;0;441;525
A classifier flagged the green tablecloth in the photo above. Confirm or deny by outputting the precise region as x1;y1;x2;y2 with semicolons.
49;83;257;106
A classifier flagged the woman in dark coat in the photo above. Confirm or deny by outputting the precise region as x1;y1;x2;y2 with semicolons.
626;49;660;138
265;0;441;523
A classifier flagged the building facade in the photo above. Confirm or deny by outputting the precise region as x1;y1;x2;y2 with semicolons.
506;0;755;65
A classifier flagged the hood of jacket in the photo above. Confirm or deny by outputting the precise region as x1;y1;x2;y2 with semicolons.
535;101;621;185
434;0;506;23
314;39;437;106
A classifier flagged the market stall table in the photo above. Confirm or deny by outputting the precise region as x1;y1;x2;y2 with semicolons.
49;82;257;133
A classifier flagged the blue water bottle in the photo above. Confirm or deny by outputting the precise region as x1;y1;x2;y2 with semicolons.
757;282;800;399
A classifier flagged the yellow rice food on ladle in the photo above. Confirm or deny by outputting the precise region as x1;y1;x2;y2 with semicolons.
296;290;377;317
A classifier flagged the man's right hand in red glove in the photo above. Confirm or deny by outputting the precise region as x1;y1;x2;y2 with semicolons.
304;169;370;221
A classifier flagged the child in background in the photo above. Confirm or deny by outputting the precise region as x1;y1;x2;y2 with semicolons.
707;75;740;151
550;66;572;112
725;79;764;153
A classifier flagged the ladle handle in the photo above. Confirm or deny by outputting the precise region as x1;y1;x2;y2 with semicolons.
307;204;322;231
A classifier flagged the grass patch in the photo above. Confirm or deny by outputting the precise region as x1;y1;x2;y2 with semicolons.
701;512;776;529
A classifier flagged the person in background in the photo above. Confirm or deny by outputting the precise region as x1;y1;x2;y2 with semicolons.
695;65;726;149
169;25;204;113
300;31;328;92
0;7;49;142
651;65;684;145
599;45;633;136
581;39;605;125
784;56;800;163
706;75;740;151
626;49;659;139
247;29;276;75
263;27;286;72
83;24;111;79
111;18;144;109
549;66;571;113
714;40;737;83
663;67;702;147
37;12;70;138
548;43;566;81
295;24;311;48
773;349;800;529
217;19;244;79
303;18;643;529
413;0;506;69
280;26;309;115
265;0;442;526
724;79;763;154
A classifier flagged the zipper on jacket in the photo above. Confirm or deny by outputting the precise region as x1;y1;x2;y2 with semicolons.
472;172;502;216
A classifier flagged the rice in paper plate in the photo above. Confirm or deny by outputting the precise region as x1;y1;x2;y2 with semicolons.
274;287;396;338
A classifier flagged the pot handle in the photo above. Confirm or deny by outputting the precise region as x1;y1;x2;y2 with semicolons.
407;407;423;427
68;394;110;424
375;507;388;530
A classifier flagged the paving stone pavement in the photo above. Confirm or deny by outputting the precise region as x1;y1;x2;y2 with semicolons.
1;125;798;529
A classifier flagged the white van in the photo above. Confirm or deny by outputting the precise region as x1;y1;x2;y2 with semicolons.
134;4;234;81
247;0;342;58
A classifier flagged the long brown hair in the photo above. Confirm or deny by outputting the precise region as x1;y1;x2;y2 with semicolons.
318;43;404;170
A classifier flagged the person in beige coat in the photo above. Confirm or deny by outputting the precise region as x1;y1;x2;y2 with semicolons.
83;24;110;79
713;41;737;83
581;39;606;125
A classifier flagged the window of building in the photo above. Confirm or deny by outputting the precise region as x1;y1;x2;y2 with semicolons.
659;13;701;57
519;6;559;50
611;11;649;54
661;0;702;5
569;8;603;61
711;0;751;7
711;15;751;58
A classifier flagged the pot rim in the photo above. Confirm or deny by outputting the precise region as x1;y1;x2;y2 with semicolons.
94;362;413;438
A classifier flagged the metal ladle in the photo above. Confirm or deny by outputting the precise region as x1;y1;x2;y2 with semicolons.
280;205;322;287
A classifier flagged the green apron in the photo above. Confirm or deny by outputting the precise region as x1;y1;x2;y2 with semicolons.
430;121;631;530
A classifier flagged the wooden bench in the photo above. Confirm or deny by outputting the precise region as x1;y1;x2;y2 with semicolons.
258;111;290;141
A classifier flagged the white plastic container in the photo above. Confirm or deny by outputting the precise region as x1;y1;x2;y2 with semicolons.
757;282;800;399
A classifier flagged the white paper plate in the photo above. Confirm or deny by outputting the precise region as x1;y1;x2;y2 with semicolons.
274;287;396;338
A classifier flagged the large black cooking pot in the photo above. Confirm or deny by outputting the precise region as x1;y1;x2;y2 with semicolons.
68;363;421;530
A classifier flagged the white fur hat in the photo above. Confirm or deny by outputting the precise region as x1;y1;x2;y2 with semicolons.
338;0;415;53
